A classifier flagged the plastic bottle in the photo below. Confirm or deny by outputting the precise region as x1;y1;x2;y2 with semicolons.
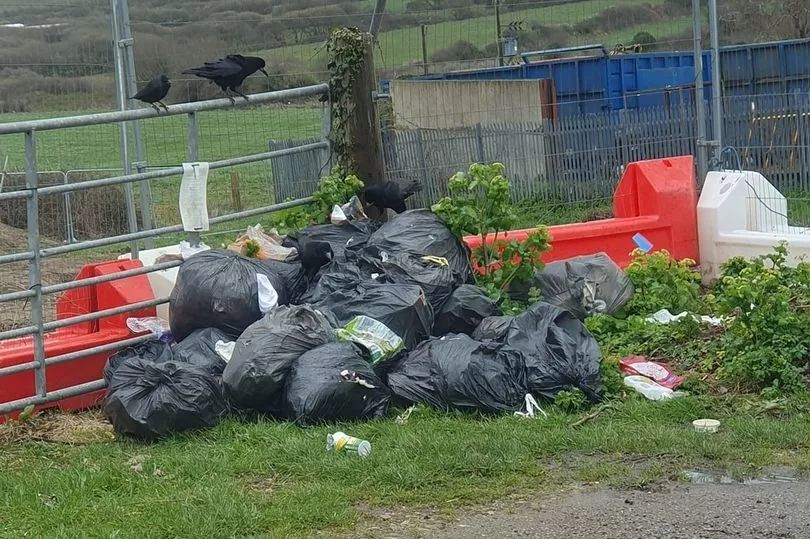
326;431;372;458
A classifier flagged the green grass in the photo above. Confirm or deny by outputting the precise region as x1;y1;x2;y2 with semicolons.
260;0;676;70
0;105;323;230
514;196;615;228
1;396;807;538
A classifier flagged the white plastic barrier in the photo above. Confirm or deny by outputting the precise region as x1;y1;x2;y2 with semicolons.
118;246;181;321
697;170;810;283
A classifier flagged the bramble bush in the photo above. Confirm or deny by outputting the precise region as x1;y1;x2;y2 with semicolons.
589;244;810;396
714;244;810;394
432;162;550;306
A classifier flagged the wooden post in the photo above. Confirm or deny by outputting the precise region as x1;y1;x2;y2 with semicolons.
421;25;429;75
349;33;386;218
230;172;242;212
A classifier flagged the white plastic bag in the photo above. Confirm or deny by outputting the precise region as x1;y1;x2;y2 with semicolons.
624;375;684;401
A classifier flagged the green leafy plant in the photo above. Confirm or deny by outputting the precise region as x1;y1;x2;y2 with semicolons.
432;162;550;303
310;166;364;221
714;244;810;393
268;167;364;232
554;388;589;412
620;249;703;317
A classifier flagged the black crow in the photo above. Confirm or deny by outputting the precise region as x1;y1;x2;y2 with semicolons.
299;239;334;280
364;180;422;214
131;74;171;111
182;55;269;103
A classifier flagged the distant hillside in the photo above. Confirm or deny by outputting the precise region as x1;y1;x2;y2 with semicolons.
0;0;805;113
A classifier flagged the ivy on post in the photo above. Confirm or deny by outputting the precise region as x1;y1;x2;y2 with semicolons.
326;27;385;218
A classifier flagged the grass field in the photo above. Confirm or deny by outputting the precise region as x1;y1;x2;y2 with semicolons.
261;0;686;71
1;396;808;537
0;105;323;233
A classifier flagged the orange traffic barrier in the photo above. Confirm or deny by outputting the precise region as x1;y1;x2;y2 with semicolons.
464;156;699;268
0;260;155;421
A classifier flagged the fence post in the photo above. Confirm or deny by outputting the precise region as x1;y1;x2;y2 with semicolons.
692;0;709;181
475;123;486;162
415;128;431;203
62;172;76;243
24;130;47;398
116;0;154;243
349;33;385;205
708;0;723;163
186;111;201;247
421;25;429;75
110;0;140;259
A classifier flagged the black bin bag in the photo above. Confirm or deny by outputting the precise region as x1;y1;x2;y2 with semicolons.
103;340;173;385
282;342;392;425
169;250;290;341
474;302;602;402
283;221;379;260
298;258;371;305
103;359;227;441
261;259;309;305
433;284;501;336
363;209;474;285
173;327;232;377
510;253;634;319
222;305;337;413
386;334;529;414
366;253;456;313
316;281;433;350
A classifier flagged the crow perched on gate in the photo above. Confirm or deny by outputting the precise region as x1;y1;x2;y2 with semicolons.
182;55;269;102
131;74;171;111
364;180;422;215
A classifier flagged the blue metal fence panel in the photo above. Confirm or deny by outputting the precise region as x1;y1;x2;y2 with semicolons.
381;38;810;118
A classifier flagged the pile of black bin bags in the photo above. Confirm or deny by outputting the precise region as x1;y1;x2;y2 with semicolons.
103;210;630;439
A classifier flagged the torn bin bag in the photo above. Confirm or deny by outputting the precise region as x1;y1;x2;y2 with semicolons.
433;285;502;336
169;250;289;341
282;342;392;425
222;305;336;413
364;209;474;285
474;302;602;402
386;334;529;414
510;253;634;319
103;359;226;440
315;281;433;350
172;327;232;377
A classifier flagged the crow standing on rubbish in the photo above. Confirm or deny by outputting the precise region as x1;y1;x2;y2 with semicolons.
364;180;422;215
182;55;269;102
131;74;171;112
299;239;334;280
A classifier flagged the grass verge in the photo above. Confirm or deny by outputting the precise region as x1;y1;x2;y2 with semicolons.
1;395;808;538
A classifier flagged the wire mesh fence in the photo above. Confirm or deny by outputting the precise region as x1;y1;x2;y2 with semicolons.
4;0;810;233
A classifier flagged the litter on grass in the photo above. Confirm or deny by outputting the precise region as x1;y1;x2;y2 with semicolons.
645;309;724;326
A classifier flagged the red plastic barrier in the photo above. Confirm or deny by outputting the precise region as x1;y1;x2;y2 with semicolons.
464;156;699;268
0;259;155;421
